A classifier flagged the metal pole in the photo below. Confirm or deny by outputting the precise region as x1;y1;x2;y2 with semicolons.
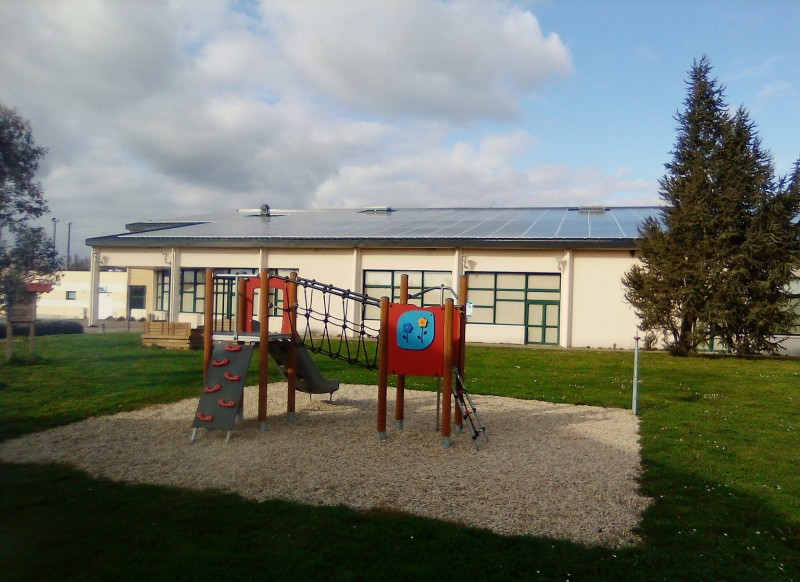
66;222;72;269
632;330;641;415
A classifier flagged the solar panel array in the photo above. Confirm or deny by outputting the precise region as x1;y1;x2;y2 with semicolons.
93;206;662;245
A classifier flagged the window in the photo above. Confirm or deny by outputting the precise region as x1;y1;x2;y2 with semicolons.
66;291;76;301
129;285;146;310
180;269;205;314
155;270;170;311
467;272;561;345
362;269;452;319
787;279;800;336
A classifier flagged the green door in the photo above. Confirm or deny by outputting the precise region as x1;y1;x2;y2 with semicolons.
526;300;560;345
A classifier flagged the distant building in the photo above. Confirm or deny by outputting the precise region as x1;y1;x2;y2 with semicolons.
36;269;154;321
81;206;799;353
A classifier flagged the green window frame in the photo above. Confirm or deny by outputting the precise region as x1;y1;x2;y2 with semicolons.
180;269;206;314
362;269;452;320
129;285;146;310
155;270;170;311
786;279;800;336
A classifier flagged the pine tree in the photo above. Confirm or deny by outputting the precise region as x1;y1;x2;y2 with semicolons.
623;57;800;355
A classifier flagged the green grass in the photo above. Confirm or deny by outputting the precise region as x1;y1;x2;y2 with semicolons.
1;335;798;580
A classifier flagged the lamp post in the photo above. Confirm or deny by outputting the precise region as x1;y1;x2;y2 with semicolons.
51;217;58;243
66;222;72;270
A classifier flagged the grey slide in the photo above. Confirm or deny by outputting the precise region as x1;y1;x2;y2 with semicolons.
268;338;340;395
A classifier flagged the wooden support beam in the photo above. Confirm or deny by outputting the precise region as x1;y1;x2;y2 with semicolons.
377;296;389;440
441;298;454;448
258;268;269;430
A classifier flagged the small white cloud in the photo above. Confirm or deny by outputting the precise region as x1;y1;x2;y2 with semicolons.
758;80;793;100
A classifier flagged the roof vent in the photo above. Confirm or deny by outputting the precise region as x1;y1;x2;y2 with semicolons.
361;206;394;214
570;206;609;214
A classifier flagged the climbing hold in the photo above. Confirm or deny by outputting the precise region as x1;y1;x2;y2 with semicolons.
203;384;222;393
196;411;213;422
224;372;241;381
212;358;230;367
218;399;237;408
224;344;243;352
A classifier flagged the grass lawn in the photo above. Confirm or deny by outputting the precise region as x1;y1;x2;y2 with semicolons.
1;333;798;580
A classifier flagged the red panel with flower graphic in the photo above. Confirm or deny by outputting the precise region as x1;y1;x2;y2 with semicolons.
387;303;462;377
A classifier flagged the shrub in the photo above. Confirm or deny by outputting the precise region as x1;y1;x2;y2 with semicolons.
0;319;84;339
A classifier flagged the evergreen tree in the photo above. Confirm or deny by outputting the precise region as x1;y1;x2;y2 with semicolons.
623;58;800;355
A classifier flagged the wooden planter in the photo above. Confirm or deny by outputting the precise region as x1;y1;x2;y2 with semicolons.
142;321;203;350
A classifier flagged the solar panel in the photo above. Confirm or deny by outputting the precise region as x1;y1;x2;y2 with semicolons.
90;206;662;247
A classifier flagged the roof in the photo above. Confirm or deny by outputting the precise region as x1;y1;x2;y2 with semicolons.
25;281;54;293
87;206;662;250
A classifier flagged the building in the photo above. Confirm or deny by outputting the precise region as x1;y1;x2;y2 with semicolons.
36;269;154;321
83;205;800;353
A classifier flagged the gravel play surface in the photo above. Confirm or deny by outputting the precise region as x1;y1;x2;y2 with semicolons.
0;383;651;547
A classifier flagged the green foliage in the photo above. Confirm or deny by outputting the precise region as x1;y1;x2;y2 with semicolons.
0;335;798;580
623;58;800;355
0;103;62;323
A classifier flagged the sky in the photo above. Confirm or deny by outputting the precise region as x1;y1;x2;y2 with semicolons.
1;0;798;256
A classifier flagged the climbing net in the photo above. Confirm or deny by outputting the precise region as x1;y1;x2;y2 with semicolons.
274;275;382;369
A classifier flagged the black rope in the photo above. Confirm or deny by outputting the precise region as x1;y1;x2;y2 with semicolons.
275;276;381;370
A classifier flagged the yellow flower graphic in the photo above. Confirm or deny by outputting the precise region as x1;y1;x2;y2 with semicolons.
418;317;428;328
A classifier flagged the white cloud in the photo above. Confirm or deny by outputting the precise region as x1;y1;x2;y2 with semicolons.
2;0;644;255
268;0;573;121
757;80;793;100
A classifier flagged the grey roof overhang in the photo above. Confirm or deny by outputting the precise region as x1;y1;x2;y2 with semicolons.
86;234;638;250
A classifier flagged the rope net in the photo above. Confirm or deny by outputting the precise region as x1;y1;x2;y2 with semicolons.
274;275;382;370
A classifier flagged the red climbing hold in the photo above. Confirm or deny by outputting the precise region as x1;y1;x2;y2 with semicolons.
203;384;222;393
196;411;213;422
218;399;236;408
224;372;241;381
224;344;243;352
211;358;230;367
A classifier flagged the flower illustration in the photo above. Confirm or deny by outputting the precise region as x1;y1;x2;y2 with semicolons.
401;321;414;342
418;317;428;328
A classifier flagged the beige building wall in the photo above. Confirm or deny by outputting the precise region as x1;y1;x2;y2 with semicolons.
570;251;640;349
37;271;129;320
88;244;799;354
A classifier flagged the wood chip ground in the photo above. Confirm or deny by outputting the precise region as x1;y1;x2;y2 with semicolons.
0;383;651;547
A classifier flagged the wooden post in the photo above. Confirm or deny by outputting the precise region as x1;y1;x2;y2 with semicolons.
27;322;35;363
4;316;12;362
395;275;408;429
258;268;270;431
286;272;298;421
441;298;454;448
203;269;214;382
377;296;389;440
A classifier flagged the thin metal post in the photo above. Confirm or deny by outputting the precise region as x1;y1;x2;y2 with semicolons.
632;330;641;415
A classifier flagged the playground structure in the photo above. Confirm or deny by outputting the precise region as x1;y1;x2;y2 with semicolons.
191;269;487;448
